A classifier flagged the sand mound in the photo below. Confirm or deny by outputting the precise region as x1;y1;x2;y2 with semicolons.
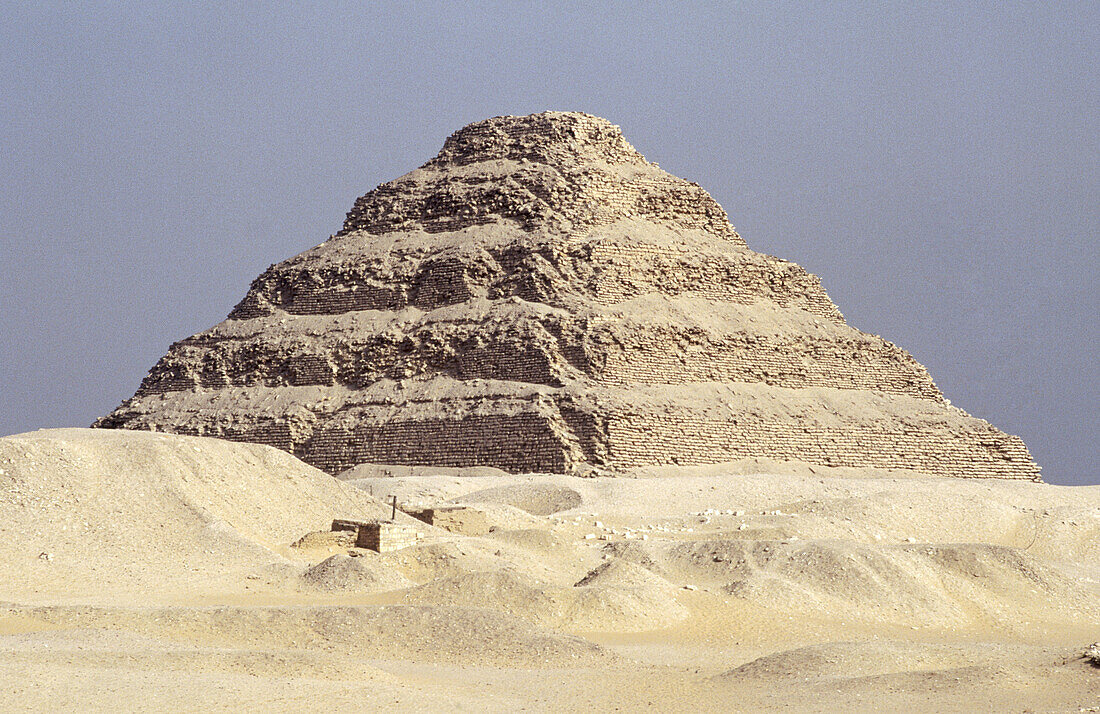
599;541;673;579
404;570;687;633
486;528;568;555
381;537;575;586
13;603;613;668
574;559;673;590
380;541;510;583
456;483;583;515
403;570;550;619
663;539;1095;629
449;502;546;530
0;428;399;599
720;641;992;682
713;640;1100;712
300;554;414;593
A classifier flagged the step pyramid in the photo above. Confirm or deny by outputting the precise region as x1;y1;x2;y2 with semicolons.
95;112;1040;480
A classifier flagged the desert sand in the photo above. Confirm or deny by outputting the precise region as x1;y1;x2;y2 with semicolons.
1;428;1095;712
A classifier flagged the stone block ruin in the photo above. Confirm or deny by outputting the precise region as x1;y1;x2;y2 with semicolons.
333;519;419;553
95;111;1041;481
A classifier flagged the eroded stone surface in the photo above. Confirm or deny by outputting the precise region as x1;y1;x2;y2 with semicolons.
96;111;1040;480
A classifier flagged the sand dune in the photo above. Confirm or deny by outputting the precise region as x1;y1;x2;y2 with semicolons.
404;568;687;632
300;553;415;593
11;603;613;668
717;641;1100;713
1;429;1097;711
0;428;401;599
658;539;1094;628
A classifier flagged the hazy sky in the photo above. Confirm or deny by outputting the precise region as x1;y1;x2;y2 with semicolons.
1;3;1096;485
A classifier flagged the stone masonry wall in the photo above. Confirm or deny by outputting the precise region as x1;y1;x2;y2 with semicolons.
133;314;940;402
301;412;574;475
595;333;942;400
184;399;1039;480
585;243;844;323
228;240;841;324
605;414;1040;480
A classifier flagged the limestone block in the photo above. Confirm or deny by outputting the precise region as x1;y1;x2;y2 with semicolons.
356;521;419;553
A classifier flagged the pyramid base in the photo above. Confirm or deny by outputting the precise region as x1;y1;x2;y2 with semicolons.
97;382;1041;481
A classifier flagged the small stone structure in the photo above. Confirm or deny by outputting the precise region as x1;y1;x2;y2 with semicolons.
355;521;418;553
331;518;418;553
408;506;490;536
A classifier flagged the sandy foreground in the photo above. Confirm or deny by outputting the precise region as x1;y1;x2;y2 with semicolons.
0;429;1096;712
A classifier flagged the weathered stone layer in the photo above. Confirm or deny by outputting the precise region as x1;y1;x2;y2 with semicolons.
228;229;840;323
97;381;1038;479
134;297;937;400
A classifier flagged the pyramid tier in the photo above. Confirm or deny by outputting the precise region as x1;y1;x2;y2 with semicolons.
98;379;1039;480
341;112;742;241
229;221;842;323
131;294;940;401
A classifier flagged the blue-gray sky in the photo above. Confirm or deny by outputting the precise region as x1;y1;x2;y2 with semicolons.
1;2;1096;484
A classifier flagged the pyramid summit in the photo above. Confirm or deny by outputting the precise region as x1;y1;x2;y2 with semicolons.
96;111;1040;480
338;111;743;243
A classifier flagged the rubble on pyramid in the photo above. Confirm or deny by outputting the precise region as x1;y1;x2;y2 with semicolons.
95;111;1040;480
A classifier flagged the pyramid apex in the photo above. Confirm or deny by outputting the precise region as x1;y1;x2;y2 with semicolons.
431;111;644;168
339;111;737;238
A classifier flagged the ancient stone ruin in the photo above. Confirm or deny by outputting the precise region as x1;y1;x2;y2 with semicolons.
331;518;419;553
95;111;1040;480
